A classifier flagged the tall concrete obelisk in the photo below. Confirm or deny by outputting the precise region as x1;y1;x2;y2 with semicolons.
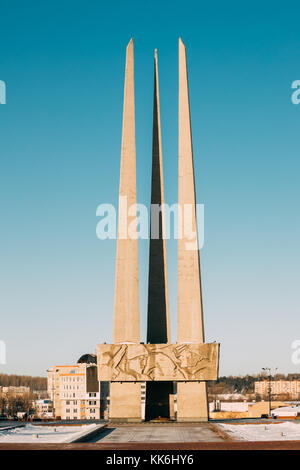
147;50;170;344
177;38;208;421
145;50;173;420
110;38;141;422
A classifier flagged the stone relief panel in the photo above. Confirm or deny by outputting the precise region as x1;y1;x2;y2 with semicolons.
97;343;219;381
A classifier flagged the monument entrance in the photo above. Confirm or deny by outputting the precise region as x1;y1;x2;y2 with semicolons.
97;39;219;422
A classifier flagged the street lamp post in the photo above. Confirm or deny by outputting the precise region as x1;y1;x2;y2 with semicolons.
262;367;278;418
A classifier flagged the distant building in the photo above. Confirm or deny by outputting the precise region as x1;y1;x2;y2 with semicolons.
209;400;288;419
34;399;53;419
47;354;103;420
0;386;30;396
209;401;249;413
255;380;300;397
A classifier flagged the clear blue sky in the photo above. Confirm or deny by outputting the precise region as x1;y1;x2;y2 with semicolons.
0;0;299;377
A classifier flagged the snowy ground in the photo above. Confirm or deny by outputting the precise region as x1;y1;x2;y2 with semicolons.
0;423;97;443
218;422;300;441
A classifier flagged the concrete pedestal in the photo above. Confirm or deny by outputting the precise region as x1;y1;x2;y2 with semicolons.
177;382;208;422
109;382;142;423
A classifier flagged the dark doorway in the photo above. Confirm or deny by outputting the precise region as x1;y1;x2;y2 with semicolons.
145;382;173;421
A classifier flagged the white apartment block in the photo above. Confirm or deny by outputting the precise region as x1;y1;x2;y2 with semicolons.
255;380;300;397
48;362;101;420
34;399;53;419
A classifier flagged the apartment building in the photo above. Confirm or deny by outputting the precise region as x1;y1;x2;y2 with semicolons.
34;399;53;419
47;356;101;420
255;380;300;397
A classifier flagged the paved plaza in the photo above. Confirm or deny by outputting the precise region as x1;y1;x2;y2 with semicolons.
91;424;223;443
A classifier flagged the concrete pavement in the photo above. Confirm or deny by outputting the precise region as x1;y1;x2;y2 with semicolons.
90;424;223;443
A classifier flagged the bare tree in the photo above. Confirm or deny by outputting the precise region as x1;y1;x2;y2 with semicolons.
0;394;6;415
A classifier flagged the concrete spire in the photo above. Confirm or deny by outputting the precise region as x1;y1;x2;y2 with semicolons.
110;39;141;423
177;37;205;343
177;38;208;422
145;50;173;421
113;38;140;344
147;49;170;344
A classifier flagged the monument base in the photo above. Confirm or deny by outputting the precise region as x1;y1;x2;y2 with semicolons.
109;382;142;423
176;417;209;422
109;418;142;423
177;382;208;422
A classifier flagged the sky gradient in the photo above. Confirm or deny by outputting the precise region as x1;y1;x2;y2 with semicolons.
0;0;299;377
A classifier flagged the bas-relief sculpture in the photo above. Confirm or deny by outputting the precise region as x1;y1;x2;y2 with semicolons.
97;343;219;382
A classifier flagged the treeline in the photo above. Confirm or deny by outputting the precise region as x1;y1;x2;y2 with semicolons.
211;375;257;394
0;374;47;391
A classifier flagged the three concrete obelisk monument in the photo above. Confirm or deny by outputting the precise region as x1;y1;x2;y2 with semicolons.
97;38;219;422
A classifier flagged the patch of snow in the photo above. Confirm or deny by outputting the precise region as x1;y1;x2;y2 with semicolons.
272;406;300;417
0;423;97;443
216;394;246;400
218;421;300;441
